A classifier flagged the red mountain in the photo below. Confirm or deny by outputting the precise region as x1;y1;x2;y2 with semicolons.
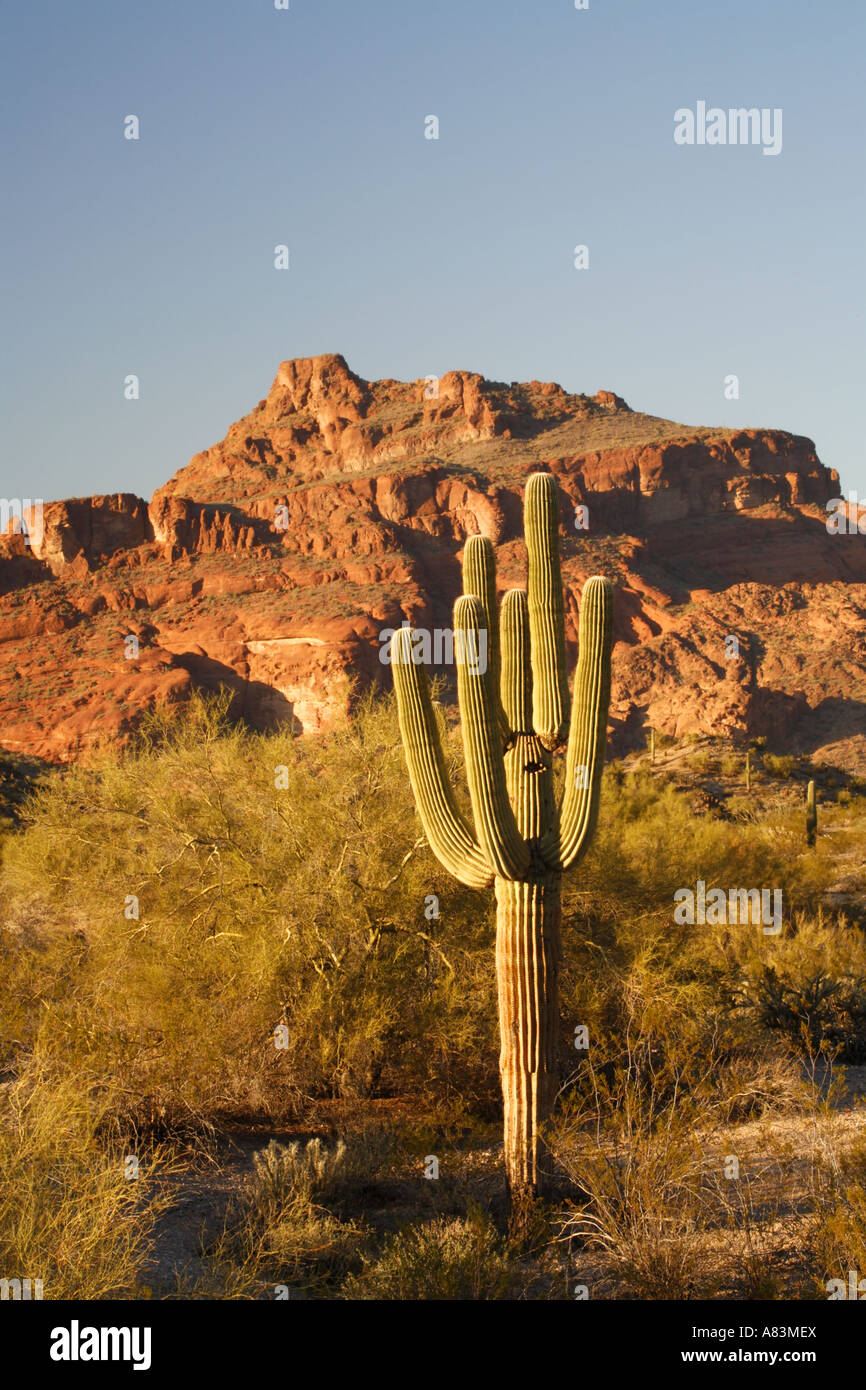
2;353;864;769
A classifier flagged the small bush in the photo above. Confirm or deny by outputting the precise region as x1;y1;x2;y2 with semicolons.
811;1140;866;1294
0;1064;171;1300
688;751;719;775
199;1187;366;1299
720;755;744;778
196;1134;376;1299
731;965;866;1063
251;1137;348;1210
343;1209;515;1300
762;754;798;779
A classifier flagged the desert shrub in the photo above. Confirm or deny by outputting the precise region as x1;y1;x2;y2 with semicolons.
1;699;834;1137
0;1062;170;1300
731;965;866;1063
720;755;744;778
555;1084;713;1299
551;976;753;1300
343;1208;515;1300
574;768;797;917
557;767;815;1081
723;913;866;1062
551;1017;812;1300
190;1127;410;1299
251;1137;347;1210
762;753;798;779
198;1177;367;1300
0;690;498;1124
688;751;719;775
810;1139;866;1294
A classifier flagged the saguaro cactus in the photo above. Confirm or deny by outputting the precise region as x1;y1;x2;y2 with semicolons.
806;778;817;847
391;473;613;1228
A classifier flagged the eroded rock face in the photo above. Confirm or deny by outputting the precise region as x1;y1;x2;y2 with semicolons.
1;354;863;768
24;495;152;576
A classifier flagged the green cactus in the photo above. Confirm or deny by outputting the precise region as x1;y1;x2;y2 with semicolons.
391;473;613;1229
745;748;751;793
649;727;655;765
806;778;817;847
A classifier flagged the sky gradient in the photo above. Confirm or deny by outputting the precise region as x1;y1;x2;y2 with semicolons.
2;0;864;505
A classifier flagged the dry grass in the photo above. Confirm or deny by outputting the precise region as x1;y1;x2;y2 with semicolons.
0;1062;176;1299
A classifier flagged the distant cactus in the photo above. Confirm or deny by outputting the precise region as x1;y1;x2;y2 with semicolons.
391;473;613;1233
745;749;751;793
649;727;655;765
806;779;817;847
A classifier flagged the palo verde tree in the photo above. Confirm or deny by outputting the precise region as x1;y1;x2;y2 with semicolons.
391;472;613;1228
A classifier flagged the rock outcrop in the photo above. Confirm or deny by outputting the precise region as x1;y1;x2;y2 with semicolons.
2;354;864;768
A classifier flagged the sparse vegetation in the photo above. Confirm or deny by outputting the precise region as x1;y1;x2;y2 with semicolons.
2;691;866;1299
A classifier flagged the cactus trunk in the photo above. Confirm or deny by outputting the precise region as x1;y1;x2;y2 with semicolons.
806;779;817;847
495;872;561;1224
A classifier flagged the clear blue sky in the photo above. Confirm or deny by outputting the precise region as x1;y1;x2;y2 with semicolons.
1;0;863;505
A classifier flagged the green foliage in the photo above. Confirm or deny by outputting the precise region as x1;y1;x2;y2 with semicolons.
762;753;798;779
1;690;497;1125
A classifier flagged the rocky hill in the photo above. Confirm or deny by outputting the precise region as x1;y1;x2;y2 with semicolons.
2;352;865;768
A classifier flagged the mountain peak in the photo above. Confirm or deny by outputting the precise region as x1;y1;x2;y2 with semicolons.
155;357;640;507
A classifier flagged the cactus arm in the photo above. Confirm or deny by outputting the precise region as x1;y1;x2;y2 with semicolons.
499;589;533;732
463;534;511;744
391;626;494;890
558;576;614;870
463;536;501;690
455;595;531;881
525;473;570;748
